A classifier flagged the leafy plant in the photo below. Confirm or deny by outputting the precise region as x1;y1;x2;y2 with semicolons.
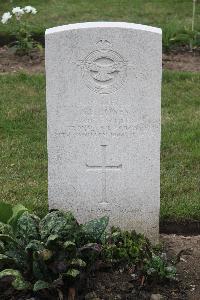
173;27;200;50
162;18;200;52
162;21;181;52
0;202;28;228
101;227;177;284
1;6;40;55
102;227;152;265
0;205;109;299
145;254;176;282
0;202;177;298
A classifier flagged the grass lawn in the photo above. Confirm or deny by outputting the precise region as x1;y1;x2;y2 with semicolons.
0;0;200;41
0;71;200;221
161;71;200;221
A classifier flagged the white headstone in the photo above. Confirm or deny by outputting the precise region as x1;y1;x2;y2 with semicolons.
45;22;162;243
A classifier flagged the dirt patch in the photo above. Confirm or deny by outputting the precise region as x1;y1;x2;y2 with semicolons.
163;52;200;72
0;47;200;74
0;46;45;74
161;234;200;300
84;269;185;299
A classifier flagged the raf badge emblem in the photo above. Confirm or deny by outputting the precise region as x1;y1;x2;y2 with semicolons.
81;40;127;94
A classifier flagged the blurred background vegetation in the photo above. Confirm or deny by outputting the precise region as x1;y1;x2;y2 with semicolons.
0;0;200;50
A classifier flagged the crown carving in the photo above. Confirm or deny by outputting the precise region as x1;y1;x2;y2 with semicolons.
96;39;112;50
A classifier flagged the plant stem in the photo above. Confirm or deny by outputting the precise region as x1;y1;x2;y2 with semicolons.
192;0;196;32
68;287;76;300
190;0;196;50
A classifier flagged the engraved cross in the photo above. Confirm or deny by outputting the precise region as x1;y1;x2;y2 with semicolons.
86;145;122;206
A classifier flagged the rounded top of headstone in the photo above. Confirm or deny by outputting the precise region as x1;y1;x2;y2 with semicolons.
45;22;162;35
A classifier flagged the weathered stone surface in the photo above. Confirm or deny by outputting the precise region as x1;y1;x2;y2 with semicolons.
45;22;162;243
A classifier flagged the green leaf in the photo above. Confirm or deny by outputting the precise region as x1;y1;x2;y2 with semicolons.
63;241;76;251
0;254;15;264
165;266;176;279
33;280;51;291
8;204;28;228
0;241;5;252
82;216;109;242
32;260;45;280
70;258;86;267
15;212;39;243
46;234;59;248
65;268;80;278
0;234;17;244
25;240;45;253
40;211;78;242
0;202;12;224
4;248;27;270
0;222;13;235
0;269;31;290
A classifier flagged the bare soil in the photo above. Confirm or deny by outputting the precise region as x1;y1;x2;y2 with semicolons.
163;53;200;72
0;47;45;74
161;234;200;300
0;47;200;74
